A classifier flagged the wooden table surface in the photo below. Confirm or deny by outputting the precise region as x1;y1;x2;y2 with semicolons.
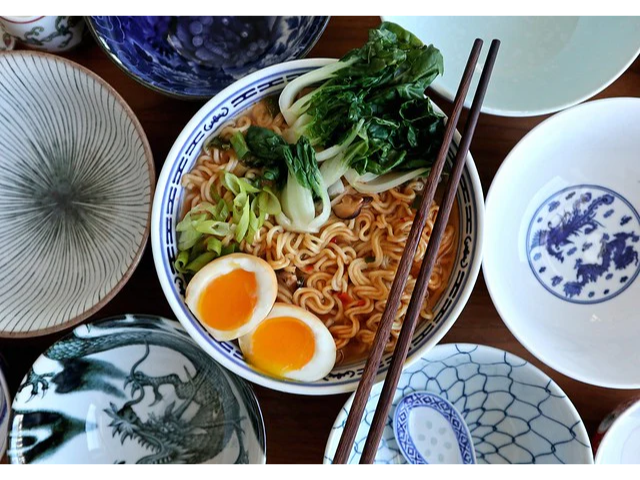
1;16;640;464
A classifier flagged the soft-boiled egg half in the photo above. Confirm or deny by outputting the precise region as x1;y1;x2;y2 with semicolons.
185;253;278;341
239;303;337;382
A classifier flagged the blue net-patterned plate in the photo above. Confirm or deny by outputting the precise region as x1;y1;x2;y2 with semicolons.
87;16;329;100
324;343;593;464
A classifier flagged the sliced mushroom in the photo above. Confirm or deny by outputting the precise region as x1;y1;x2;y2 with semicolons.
277;267;308;291
277;270;298;291
332;194;372;220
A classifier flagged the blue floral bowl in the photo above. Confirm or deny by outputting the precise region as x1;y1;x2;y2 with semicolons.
86;16;330;100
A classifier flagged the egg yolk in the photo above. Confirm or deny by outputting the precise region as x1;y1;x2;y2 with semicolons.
245;316;315;377
198;268;258;331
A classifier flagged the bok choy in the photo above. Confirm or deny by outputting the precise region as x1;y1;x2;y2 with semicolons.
279;22;446;189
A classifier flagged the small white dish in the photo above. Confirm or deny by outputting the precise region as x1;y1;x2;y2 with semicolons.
596;399;640;464
324;344;592;464
484;97;640;388
383;16;640;117
393;391;475;464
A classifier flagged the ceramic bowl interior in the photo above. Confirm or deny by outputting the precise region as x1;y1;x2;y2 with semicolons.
596;399;640;464
9;315;266;464
484;98;640;388
0;52;154;338
324;344;593;464
0;362;9;459
151;59;484;395
383;16;640;117
87;16;329;99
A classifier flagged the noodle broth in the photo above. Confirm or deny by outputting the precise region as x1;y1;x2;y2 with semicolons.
179;97;460;368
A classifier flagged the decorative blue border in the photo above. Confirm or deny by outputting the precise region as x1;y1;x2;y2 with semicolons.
157;66;480;388
525;184;640;305
394;391;475;464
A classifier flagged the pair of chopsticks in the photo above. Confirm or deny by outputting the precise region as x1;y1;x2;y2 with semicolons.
332;38;500;464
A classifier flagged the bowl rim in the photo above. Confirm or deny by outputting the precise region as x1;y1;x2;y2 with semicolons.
380;16;640;118
483;96;640;389
85;16;331;101
151;57;484;395
8;313;267;464
323;342;594;464
595;398;640;464
0;50;155;339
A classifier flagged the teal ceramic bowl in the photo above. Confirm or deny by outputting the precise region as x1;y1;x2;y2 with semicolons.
384;16;640;117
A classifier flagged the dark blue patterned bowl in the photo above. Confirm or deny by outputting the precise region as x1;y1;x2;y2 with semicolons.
86;16;329;100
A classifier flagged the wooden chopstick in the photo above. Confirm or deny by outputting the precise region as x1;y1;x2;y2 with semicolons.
358;39;501;464
331;38;485;465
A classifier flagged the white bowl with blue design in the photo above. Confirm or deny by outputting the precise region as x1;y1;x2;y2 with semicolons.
324;344;593;464
150;58;484;395
87;16;329;100
484;97;640;389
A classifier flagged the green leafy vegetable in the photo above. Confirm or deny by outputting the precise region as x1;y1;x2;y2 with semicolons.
230;131;250;159
174;172;282;274
279;21;445;181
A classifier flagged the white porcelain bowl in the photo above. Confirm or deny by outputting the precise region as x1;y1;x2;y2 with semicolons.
484;98;640;388
151;59;484;395
383;16;640;117
596;399;640;464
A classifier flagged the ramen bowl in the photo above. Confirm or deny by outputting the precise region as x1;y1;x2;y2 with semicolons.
151;58;484;395
384;17;640;117
484;98;640;388
87;16;329;100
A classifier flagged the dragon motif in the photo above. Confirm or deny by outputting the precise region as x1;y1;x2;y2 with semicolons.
15;317;256;464
564;232;639;298
528;189;640;302
530;193;614;263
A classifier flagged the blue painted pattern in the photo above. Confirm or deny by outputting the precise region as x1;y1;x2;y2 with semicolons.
155;64;481;390
324;344;592;464
88;16;329;99
394;392;475;464
527;185;640;304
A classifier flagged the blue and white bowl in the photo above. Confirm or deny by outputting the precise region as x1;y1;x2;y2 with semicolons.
484;97;640;388
151;58;484;395
324;344;593;464
9;314;266;464
87;16;330;100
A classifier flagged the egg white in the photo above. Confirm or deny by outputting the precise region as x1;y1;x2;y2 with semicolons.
185;253;278;341
238;303;337;382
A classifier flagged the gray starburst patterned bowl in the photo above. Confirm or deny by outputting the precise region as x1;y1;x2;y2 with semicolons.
9;314;266;464
0;52;154;338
